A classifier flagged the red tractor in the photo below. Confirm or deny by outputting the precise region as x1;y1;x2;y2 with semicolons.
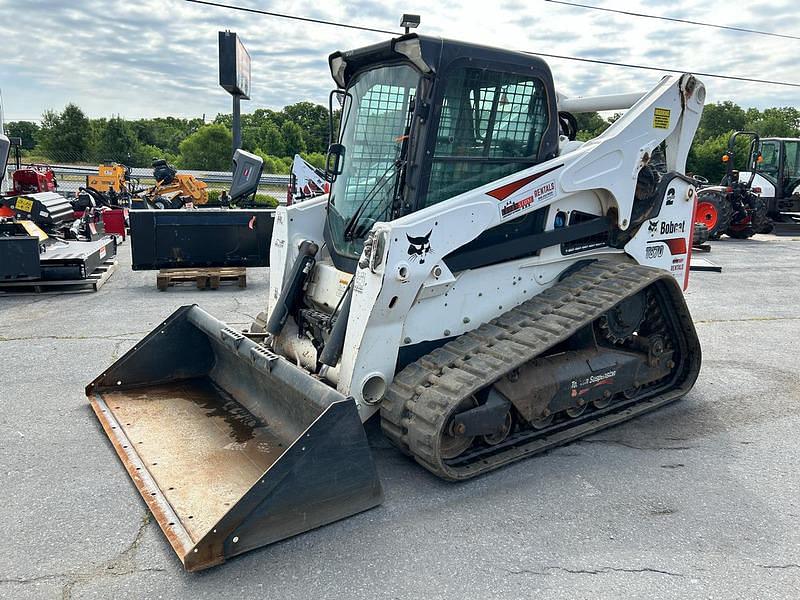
5;137;58;196
694;131;771;240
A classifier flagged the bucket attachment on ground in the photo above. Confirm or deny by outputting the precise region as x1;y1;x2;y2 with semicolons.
87;305;383;571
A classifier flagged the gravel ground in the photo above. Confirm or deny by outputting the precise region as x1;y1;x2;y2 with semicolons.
1;235;798;599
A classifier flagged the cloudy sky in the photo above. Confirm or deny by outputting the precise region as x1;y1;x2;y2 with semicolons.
1;0;798;122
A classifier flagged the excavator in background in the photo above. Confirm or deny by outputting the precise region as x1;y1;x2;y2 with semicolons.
88;34;704;571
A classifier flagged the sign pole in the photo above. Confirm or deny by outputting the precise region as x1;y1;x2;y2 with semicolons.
218;31;251;164
232;94;241;156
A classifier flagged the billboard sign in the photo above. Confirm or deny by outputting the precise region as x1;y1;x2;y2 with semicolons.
219;31;251;99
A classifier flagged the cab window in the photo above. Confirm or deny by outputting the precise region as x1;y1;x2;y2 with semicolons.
425;67;549;207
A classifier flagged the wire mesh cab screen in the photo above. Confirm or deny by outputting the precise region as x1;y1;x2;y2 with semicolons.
332;65;417;226
426;67;549;207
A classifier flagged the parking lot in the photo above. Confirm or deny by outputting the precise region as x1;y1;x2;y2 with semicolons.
1;235;799;599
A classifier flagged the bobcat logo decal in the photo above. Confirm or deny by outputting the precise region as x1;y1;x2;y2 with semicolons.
648;220;659;233
406;231;433;264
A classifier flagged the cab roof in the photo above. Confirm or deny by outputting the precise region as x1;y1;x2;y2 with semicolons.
328;34;551;88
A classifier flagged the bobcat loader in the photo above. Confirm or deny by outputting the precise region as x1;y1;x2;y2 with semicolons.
88;35;705;571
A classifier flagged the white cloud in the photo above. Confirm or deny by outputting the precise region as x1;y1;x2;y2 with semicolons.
1;0;798;122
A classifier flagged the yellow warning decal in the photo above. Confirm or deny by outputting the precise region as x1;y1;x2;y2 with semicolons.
653;108;671;129
15;197;34;213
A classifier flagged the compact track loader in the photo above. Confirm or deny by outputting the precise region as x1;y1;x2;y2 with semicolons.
89;35;705;571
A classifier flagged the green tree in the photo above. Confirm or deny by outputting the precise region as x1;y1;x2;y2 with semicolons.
178;124;232;170
38;103;91;162
280;121;306;156
574;112;610;141
745;107;800;138
258;122;286;156
96;116;141;164
696;101;747;143
256;152;291;174
6;121;39;150
282;101;329;152
687;131;755;183
300;152;327;170
133;144;178;169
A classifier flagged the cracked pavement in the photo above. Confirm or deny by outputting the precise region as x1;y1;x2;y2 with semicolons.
1;238;799;599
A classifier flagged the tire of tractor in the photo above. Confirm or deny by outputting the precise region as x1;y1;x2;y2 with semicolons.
727;195;769;239
152;196;173;209
750;196;772;234
695;190;732;240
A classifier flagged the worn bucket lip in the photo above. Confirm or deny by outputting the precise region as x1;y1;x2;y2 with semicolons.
90;393;197;565
90;387;359;570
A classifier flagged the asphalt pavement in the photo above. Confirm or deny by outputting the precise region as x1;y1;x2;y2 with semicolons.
1;235;798;599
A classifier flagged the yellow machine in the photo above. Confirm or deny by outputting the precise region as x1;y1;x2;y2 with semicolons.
87;163;132;194
141;159;208;208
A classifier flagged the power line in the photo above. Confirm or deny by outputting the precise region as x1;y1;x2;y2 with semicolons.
183;0;800;88
544;0;800;41
183;0;394;35
524;51;800;88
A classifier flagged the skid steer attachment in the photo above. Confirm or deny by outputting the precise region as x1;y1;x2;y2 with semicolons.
87;305;383;571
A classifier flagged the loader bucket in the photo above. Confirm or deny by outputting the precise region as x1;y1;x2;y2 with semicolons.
87;305;383;571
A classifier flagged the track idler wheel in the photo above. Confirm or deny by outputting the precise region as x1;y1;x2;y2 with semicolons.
441;397;478;459
482;412;513;446
566;404;587;418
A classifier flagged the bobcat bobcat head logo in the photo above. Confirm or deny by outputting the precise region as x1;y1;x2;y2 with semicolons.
407;231;432;264
648;220;658;233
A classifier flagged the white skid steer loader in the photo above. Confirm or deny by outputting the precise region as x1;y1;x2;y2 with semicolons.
88;34;705;571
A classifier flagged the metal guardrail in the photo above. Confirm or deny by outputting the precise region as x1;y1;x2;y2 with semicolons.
4;164;290;190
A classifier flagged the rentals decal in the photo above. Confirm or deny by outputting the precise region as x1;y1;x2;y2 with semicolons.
487;164;563;220
671;256;686;273
499;180;557;219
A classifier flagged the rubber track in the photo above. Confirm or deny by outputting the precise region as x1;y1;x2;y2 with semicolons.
380;258;701;481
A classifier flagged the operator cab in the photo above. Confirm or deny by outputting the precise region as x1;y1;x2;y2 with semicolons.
756;138;800;199
324;34;560;272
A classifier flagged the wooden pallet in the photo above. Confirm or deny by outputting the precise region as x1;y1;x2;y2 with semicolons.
156;267;247;291
0;259;118;295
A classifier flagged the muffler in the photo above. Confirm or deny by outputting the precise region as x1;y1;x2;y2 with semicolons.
87;305;383;571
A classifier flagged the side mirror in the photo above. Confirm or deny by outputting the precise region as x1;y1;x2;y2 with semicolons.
326;143;345;180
